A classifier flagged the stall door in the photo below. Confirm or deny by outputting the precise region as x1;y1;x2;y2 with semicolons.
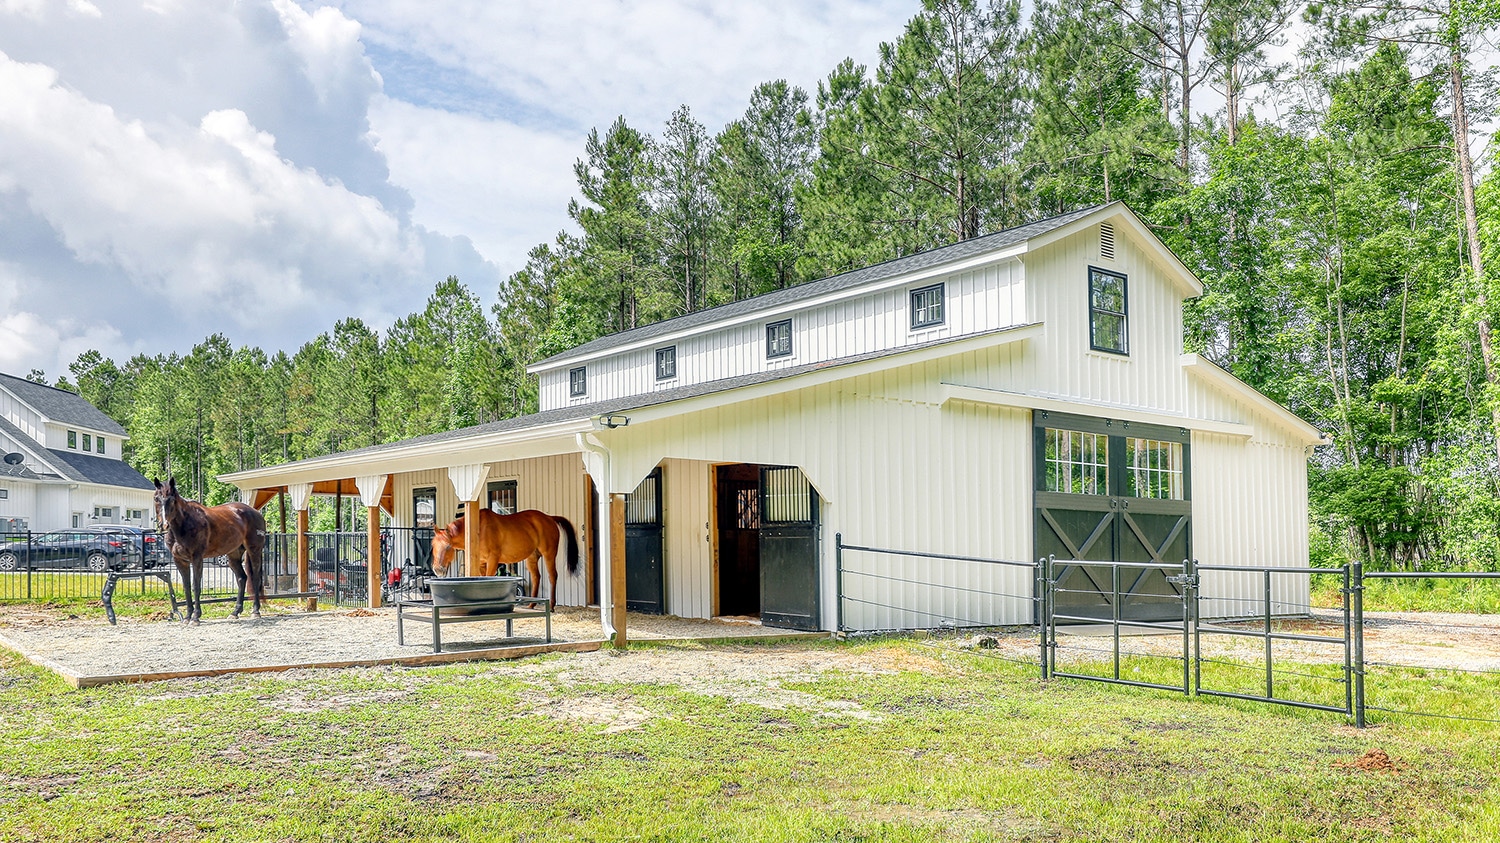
1034;412;1191;622
412;487;436;573
759;466;820;630
625;468;665;614
716;464;762;617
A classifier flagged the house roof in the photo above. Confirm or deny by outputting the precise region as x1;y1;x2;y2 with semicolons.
0;372;127;436
0;462;41;480
530;203;1107;371
44;448;155;489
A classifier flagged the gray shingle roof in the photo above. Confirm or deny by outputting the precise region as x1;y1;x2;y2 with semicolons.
0;372;127;435
231;324;1031;475
0;462;40;480
44;448;154;489
531;204;1106;368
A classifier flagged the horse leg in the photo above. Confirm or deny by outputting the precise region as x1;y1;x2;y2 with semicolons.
247;542;266;617
174;559;193;624
545;552;559;609
190;559;203;625
227;549;248;619
525;554;542;601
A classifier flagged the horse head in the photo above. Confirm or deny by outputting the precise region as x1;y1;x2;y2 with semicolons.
152;477;183;527
431;519;460;576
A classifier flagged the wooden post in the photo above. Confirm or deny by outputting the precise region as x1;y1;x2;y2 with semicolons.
611;492;627;648
296;508;310;604
367;505;381;609
464;499;479;576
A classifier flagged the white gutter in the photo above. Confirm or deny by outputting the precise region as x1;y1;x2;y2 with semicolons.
575;432;616;641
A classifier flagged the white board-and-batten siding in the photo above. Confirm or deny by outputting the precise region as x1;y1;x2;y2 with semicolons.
391;456;593;609
538;260;1025;411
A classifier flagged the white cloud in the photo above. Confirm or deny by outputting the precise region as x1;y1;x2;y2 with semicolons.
0;51;419;320
368;96;578;264
0;261;126;378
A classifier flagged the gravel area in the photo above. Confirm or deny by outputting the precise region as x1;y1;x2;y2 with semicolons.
0;604;818;682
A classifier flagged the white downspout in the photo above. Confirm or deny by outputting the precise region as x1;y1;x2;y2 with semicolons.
575;432;616;640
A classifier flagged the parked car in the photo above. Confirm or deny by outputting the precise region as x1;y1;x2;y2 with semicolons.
0;527;147;572
93;525;172;568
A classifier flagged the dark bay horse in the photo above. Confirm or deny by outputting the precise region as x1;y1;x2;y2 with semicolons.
153;478;268;624
432;509;579;608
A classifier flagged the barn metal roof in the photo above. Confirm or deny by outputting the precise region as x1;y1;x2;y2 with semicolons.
220;325;1033;481
529;204;1106;370
0;372;128;436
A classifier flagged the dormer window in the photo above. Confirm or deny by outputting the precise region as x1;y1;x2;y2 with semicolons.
655;346;677;380
1089;267;1129;355
97;437;105;455
67;431;76;449
910;283;945;329
82;434;92;452
766;319;792;359
569;366;587;397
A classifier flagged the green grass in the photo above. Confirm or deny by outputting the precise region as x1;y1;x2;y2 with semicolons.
2;637;1498;842
1313;576;1500;613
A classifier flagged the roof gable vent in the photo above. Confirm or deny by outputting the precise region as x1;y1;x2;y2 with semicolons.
1099;222;1116;261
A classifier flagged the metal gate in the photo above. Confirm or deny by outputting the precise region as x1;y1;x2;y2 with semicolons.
1042;557;1356;716
759;466;820;631
624;468;664;614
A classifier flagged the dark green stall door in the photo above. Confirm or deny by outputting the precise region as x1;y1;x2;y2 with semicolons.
625;468;665;614
1034;411;1191;622
759;466;820;631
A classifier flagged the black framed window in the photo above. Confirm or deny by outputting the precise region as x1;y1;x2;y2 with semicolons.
910;283;945;329
487;479;518;514
0;489;7;500
655;346;676;380
766;319;792;358
97;437;105;454
67;430;76;449
82;434;92;452
1089;267;1128;354
569;366;587;397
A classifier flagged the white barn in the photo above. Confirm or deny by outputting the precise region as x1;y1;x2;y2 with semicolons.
221;203;1323;638
0;372;156;532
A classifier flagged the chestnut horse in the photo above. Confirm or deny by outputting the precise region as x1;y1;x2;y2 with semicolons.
432;509;578;608
153;478;268;624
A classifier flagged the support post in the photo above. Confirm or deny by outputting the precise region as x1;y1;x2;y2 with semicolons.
296;509;309;602
834;532;844;634
464;500;479;576
367;506;381;608
611;492;627;648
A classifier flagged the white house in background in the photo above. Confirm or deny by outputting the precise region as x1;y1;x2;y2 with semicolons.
0;372;155;532
221;202;1325;637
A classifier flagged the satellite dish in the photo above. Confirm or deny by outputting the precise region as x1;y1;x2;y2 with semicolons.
2;453;22;465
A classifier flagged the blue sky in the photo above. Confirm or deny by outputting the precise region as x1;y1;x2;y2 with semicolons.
0;0;913;377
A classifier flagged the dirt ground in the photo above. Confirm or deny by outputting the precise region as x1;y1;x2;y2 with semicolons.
0;603;820;682
1;601;1497;689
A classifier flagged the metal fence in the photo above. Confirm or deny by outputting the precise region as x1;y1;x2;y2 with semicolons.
836;538;1500;728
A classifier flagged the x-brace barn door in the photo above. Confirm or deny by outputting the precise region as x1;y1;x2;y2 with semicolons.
1034;411;1192;622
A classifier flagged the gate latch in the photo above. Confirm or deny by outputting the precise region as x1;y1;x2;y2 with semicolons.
1164;574;1198;588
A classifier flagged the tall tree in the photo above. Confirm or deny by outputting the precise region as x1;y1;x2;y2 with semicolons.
711;80;816;299
1020;0;1178;212
802;0;1027;273
570;117;659;332
651;105;717;316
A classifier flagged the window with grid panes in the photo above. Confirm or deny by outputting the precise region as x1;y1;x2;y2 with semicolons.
655;346;676;380
766;319;792;358
1043;428;1109;495
1088;267;1128;354
910;283;944;329
569;366;587;397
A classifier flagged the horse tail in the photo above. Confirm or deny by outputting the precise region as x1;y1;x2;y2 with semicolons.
555;517;580;576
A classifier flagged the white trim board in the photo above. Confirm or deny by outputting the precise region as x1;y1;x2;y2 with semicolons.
939;383;1256;438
